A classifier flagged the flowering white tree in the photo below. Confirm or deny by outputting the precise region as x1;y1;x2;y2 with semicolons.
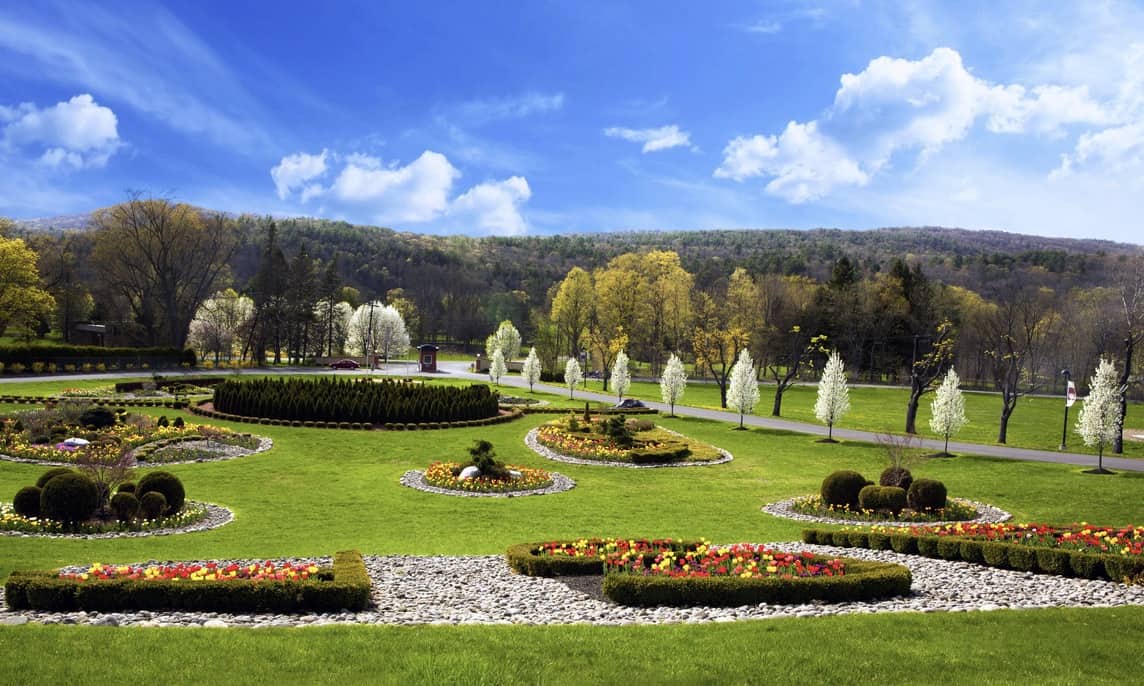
611;350;631;400
1076;358;1123;473
660;353;687;417
489;347;507;386
564;357;583;399
313;299;354;357
186;289;254;365
486;320;522;361
814;350;850;442
346;302;409;366
521;346;542;392
726;348;759;429
930;367;968;455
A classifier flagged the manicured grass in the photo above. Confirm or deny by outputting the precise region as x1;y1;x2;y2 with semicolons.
1;607;1142;684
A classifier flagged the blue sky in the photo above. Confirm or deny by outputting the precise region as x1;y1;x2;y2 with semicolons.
2;1;1143;243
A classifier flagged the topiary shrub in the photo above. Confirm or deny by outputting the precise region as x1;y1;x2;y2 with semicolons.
858;485;906;514
879;466;913;491
110;491;141;523
136;471;186;514
173;416;185;429
78;406;117;429
157;415;169;428
907;479;947;511
139;491;168;519
117;482;136;494
13;485;42;517
39;473;99;525
821;470;870;511
36;467;77;489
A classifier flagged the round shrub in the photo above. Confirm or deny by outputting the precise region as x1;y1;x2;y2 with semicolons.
13;485;42;517
173;416;185;429
139;491;168;519
117;482;136;494
39;473;99;524
907;478;947;511
136;471;186;514
110;491;141;522
881;486;907;514
36;467;77;488
78;406;117;429
821;470;870;510
879;466;913;490
857;485;906;514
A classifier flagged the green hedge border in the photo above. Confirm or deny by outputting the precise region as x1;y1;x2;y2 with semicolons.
517;406;659;415
602;557;912;607
0;395;189;409
801;528;1144;583
190;401;524;431
3;550;372;613
505;539;701;577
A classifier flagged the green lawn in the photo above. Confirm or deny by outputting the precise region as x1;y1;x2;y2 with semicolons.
2;374;1143;682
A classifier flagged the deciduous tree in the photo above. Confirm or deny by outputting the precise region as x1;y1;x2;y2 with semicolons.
727;348;759;429
489;347;507;386
930;367;968;455
522;346;542;392
611;350;631;400
564;358;582;399
814;350;850;441
1076;358;1122;474
660;353;687;417
0;233;56;339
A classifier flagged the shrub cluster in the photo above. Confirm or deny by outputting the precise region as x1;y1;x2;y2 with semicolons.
212;377;499;424
4;550;372;612
907;479;947;511
10;468;185;527
820;470;871;510
822;470;946;514
0;345;195;370
858;485;907;515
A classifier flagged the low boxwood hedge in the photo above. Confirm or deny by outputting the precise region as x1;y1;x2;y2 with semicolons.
3;550;371;613
801;528;1144;583
602;557;911;607
191;401;521;430
505;540;700;577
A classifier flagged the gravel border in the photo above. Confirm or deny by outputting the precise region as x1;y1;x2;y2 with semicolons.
0;501;234;540
524;426;733;468
762;496;1013;526
0;435;273;468
399;470;576;497
4;544;1143;627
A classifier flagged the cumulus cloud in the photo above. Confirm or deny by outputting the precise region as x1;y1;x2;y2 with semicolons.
449;176;531;235
716;46;1125;202
1;94;120;169
714;121;868;203
270;149;329;200
331;150;460;222
1053;122;1144;178
604;124;694;153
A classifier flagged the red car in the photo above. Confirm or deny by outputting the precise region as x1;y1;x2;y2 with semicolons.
329;359;360;369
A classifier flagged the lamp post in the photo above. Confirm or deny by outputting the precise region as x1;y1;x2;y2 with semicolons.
1059;369;1071;450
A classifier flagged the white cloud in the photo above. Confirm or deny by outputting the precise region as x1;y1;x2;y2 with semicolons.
717;46;1128;202
604;124;694;153
449;176;531;235
714;121;868;202
743;21;782;34
1053;122;1144;178
1;94;120;169
453;92;565;126
270;149;329;200
331;150;460;223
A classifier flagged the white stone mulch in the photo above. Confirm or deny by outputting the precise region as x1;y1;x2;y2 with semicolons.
524;427;733;468
0;436;272;468
762;496;1012;527
399;470;576;497
3;544;1143;628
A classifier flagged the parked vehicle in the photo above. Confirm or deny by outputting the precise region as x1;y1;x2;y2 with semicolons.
614;398;646;409
329;359;360;369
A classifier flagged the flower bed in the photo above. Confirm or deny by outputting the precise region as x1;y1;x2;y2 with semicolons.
801;522;1144;583
130;431;264;464
1;500;212;535
4;550;372;612
423;461;554;493
787;494;980;523
506;537;912;606
532;416;727;465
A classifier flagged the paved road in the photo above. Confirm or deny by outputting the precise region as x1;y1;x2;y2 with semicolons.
3;362;1139;473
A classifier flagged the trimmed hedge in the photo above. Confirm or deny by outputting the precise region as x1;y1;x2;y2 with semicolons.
192;400;522;430
601;557;912;607
801;528;1144;583
3;550;372;613
0;345;195;370
505;540;702;577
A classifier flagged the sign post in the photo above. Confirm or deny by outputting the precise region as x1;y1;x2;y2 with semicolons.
1060;370;1076;450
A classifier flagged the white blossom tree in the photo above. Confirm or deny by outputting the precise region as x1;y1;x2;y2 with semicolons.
1076;357;1123;474
347;302;409;366
726;348;759;429
489;347;507;386
814;350;850;442
930;367;968;456
313;299;353;357
521;346;542;392
660;353;687;417
186;289;255;365
611;350;631;400
486;320;522;361
564;357;583;399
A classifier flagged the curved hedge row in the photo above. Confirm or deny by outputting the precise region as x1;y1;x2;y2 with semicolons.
602;557;912;607
506;540;701;577
0;395;188;409
192;401;521;430
4;550;371;613
213;377;499;424
802;528;1144;583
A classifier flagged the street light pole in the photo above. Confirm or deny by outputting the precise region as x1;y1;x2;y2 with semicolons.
1059;369;1071;450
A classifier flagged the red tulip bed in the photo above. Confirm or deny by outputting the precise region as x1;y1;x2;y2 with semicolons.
506;537;911;606
4;550;372;613
802;522;1144;583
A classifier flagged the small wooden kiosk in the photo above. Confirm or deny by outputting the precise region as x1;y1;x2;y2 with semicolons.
418;344;439;372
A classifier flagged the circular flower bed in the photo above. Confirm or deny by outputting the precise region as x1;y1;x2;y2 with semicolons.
763;495;1012;526
526;418;732;468
401;469;575;498
0;500;233;539
425;461;554;492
